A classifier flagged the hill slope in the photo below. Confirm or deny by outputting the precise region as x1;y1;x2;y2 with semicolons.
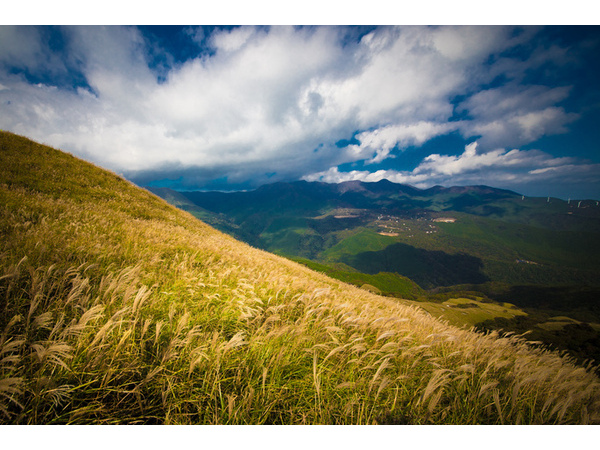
1;131;600;424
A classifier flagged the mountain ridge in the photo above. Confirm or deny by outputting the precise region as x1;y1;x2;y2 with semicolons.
151;180;594;227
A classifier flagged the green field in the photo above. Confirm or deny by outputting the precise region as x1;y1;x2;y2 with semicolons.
410;297;527;328
293;258;425;299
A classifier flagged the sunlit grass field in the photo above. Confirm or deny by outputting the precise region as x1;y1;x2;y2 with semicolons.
1;131;600;424
411;297;527;328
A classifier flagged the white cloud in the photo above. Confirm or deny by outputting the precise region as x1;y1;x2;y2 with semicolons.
457;85;579;149
303;166;430;186
430;25;515;62
210;26;261;52
415;141;577;176
346;121;458;164
304;141;598;196
305;26;470;129
0;25;590;194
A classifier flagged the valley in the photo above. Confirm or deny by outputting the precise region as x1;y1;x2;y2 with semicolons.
149;180;600;367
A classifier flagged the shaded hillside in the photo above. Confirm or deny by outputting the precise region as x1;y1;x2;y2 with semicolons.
346;242;489;288
2;131;600;424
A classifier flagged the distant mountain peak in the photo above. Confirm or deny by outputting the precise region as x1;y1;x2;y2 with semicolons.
335;180;369;194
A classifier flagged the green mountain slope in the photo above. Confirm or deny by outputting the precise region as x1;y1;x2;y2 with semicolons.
2;131;600;424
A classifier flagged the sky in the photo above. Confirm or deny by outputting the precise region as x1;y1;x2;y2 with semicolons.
1;18;600;199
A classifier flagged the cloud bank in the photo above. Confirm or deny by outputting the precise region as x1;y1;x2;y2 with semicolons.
0;25;598;197
304;142;600;197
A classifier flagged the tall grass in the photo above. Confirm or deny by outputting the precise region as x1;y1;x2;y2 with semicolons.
1;130;600;424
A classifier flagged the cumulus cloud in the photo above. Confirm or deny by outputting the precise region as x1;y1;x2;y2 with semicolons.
304;141;599;197
303;26;478;128
415;141;577;176
457;85;579;149
0;25;594;196
346;121;458;164
430;25;519;62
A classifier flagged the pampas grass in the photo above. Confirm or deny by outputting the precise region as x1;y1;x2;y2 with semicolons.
2;131;600;424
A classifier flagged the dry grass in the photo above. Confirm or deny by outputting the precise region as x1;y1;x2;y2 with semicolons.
1;130;600;424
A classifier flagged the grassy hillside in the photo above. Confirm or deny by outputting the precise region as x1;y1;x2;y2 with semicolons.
2;131;600;424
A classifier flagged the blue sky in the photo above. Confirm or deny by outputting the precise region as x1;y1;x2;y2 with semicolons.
1;21;600;199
